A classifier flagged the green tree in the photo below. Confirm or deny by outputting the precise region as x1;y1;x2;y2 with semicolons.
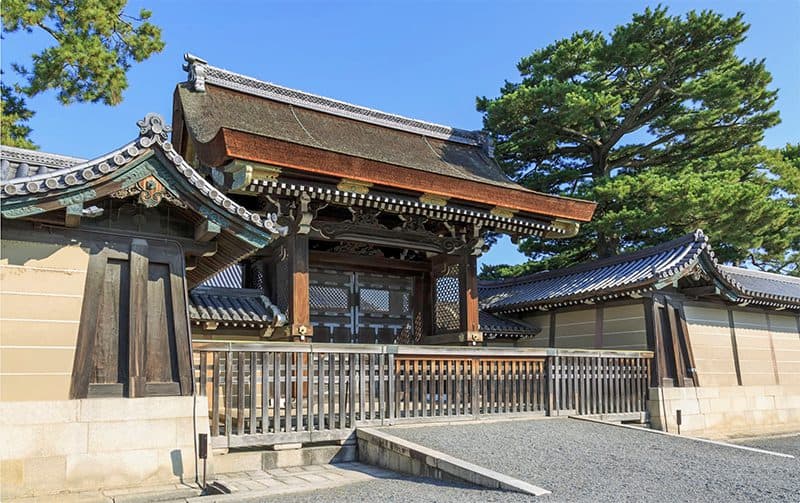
1;0;165;147
1;82;36;149
478;6;797;276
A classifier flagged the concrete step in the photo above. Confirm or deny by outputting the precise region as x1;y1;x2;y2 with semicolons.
357;427;550;496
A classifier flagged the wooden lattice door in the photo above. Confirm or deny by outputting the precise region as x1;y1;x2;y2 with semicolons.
309;268;414;343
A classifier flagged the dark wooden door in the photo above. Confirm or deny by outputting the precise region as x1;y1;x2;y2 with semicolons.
309;267;415;343
71;237;192;398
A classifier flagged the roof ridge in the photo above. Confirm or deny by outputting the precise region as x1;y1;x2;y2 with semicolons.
181;53;489;148
718;264;800;284
480;231;705;289
192;286;267;296
1;145;87;168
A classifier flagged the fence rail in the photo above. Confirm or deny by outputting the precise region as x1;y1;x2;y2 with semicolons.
194;343;652;448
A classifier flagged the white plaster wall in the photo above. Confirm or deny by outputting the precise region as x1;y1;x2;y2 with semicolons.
0;396;209;499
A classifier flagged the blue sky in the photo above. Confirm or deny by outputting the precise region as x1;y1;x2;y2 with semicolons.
2;0;798;268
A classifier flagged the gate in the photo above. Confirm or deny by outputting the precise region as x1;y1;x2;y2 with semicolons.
309;268;415;344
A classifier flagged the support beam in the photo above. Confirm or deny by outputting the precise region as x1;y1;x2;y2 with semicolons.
194;219;221;242
65;203;82;228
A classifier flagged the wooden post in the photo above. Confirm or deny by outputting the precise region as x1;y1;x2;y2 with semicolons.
665;306;686;387
129;239;148;397
460;254;482;345
285;233;313;340
727;309;743;386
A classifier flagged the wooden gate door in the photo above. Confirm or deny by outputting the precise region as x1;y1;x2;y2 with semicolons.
309;268;414;343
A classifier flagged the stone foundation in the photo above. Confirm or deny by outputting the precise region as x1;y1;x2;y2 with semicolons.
0;396;208;499
648;385;800;439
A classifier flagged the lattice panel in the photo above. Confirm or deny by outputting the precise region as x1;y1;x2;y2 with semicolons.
402;292;410;313
434;263;461;332
359;288;390;313
309;285;349;311
247;261;266;291
275;259;289;312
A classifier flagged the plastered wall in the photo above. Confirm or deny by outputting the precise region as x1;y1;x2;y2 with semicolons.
682;305;739;387
0;239;90;401
518;302;647;350
683;304;800;387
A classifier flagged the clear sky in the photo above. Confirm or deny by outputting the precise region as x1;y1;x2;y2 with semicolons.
2;0;798;268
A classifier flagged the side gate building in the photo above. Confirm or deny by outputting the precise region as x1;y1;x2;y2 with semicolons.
0;55;797;498
481;230;800;436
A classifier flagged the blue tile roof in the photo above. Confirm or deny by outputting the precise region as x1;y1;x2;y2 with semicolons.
480;230;800;312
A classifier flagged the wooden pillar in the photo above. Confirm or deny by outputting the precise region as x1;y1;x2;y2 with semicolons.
285;233;313;341
459;254;482;345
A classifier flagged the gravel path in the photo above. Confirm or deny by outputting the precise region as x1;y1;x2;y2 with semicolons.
733;433;800;458
378;418;799;502
258;475;534;502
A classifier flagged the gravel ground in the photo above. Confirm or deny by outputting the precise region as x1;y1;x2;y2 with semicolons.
733;433;800;458
376;418;799;502
258;474;534;502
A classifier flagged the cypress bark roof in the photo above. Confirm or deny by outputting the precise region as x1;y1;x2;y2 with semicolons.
480;230;800;312
176;83;519;190
173;55;596;225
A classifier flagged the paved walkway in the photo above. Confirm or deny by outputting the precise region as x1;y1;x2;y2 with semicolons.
8;463;394;503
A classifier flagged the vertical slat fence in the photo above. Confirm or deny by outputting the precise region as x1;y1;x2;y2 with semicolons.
194;343;652;448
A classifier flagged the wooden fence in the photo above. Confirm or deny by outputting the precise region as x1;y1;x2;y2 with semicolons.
193;343;652;448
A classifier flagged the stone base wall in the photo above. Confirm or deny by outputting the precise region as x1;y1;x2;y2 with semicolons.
0;396;208;499
648;385;800;439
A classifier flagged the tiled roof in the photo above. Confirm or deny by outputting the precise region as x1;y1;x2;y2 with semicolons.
717;265;800;308
479;310;541;339
202;264;243;289
189;286;286;328
480;231;709;312
480;230;800;312
0;114;286;287
1;146;86;181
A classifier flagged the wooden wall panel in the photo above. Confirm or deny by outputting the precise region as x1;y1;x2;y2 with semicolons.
732;310;776;386
145;263;178;384
553;309;595;348
602;304;647;350
768;314;800;384
0;239;90;401
683;305;738;387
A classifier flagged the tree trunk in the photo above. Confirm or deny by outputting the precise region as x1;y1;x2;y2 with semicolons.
596;230;619;258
